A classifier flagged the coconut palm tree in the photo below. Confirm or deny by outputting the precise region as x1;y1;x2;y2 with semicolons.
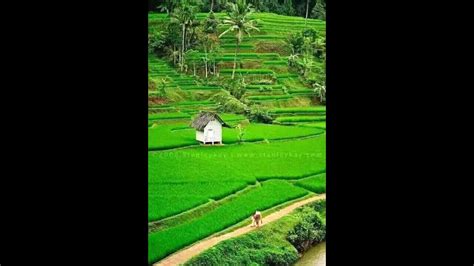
305;0;315;26
171;0;199;72
184;49;199;76
219;0;259;79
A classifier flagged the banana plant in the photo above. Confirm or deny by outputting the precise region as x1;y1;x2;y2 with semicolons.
313;81;326;103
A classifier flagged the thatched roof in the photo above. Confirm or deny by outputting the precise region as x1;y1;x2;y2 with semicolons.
191;112;230;131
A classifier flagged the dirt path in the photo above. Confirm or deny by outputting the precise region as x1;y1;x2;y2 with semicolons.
154;193;326;266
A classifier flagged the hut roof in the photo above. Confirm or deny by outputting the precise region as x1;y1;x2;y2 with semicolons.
190;112;230;131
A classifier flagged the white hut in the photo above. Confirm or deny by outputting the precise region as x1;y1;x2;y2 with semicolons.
191;112;230;145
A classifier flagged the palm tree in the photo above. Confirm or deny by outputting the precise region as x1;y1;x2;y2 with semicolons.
219;0;259;79
185;49;199;76
199;33;212;78
171;0;199;72
305;0;314;26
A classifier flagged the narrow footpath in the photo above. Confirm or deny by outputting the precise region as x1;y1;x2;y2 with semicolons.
154;193;326;266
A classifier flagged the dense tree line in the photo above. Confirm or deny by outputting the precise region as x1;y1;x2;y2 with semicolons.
150;0;326;20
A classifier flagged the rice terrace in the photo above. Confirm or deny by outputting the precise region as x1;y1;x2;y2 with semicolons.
149;0;326;265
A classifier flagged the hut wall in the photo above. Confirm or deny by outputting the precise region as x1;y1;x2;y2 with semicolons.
196;130;205;142
203;120;222;143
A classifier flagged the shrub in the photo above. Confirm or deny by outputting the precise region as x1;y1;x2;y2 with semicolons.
255;41;290;55
309;200;326;213
185;233;299;266
287;207;326;253
223;77;247;100
148;78;156;91
211;91;248;114
185;200;327;266
148;180;309;264
247;107;273;124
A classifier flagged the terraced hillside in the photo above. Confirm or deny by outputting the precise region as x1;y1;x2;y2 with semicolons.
148;12;325;109
148;11;326;266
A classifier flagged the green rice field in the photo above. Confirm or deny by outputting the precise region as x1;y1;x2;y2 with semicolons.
149;180;310;263
148;10;325;265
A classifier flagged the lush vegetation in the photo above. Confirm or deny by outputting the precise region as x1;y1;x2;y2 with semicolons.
148;121;324;150
148;180;310;263
185;200;326;266
269;106;325;114
148;1;326;264
275;115;326;123
150;0;326;21
149;135;325;185
149;135;325;223
294;173;326;193
148;1;326;111
149;112;191;120
298;121;326;129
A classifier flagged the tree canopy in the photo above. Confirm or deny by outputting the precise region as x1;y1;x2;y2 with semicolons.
150;0;326;20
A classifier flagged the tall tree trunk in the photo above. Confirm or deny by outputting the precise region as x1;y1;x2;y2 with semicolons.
211;0;214;12
173;45;177;65
204;47;208;78
305;0;310;26
232;39;239;79
181;24;186;72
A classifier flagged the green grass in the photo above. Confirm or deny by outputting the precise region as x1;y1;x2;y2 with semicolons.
148;124;196;150
149;181;249;221
218;113;247;126
275;115;326;123
220;69;275;75
246;84;284;90
185;199;326;266
220;43;254;49
298;121;326;129
277;73;299;78
225;124;324;143
148;112;190;121
247;95;293;101
148;132;325;229
263;60;288;65
147;12;326;264
148;122;325;151
167;100;214;106
149;135;326;217
179;85;223;91
270;106;326;114
148;180;310;264
294;173;326;194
